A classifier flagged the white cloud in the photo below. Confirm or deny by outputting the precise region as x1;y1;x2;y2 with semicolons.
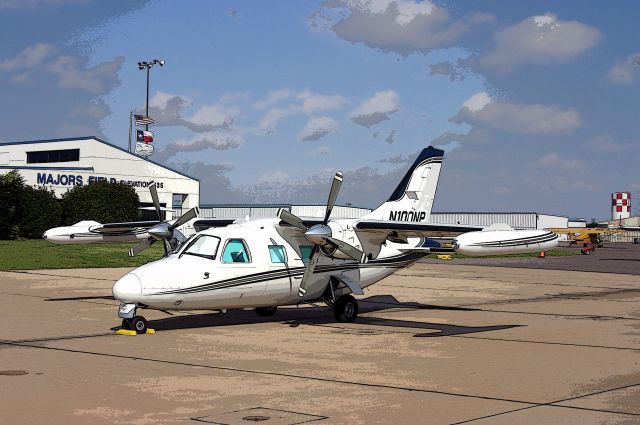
0;43;56;73
258;108;294;135
252;89;293;110
428;61;465;82
311;0;494;56
0;43;124;93
0;0;88;10
451;92;581;134
47;55;125;94
385;129;396;144
537;151;585;171
154;132;243;162
148;91;237;132
349;90;399;127
299;116;339;141
297;91;347;113
606;52;640;85
480;13;601;72
255;89;347;135
462;92;491;112
258;170;290;184
187;104;237;129
583;134;638;153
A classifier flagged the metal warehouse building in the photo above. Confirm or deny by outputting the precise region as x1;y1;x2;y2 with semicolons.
0;137;199;217
190;205;568;231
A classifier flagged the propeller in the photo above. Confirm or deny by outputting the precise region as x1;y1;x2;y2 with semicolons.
278;171;366;297
128;182;200;257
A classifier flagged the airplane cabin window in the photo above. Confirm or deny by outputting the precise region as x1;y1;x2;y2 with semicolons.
299;245;313;265
222;239;252;263
182;235;220;260
268;245;287;263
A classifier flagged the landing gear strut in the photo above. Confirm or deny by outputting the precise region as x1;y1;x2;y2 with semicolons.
118;303;148;334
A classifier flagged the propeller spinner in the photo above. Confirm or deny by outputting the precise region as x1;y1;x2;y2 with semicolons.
278;171;366;297
128;182;199;257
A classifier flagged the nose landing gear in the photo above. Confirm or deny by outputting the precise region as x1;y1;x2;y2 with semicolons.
118;303;148;334
122;316;148;334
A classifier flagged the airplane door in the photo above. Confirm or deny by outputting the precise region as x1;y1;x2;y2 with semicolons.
218;238;255;298
263;240;298;301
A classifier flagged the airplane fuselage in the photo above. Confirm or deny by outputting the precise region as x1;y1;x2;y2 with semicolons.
113;218;420;311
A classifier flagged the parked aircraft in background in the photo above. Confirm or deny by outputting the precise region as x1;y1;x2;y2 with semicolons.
546;227;626;252
42;183;233;255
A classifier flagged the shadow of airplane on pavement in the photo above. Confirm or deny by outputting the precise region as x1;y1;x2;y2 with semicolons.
135;295;521;338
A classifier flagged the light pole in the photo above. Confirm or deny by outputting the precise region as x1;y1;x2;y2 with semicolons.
137;59;165;131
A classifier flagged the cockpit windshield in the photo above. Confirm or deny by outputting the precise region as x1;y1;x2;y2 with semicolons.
180;235;221;260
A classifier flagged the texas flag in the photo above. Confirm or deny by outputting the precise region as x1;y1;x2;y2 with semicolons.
136;129;154;143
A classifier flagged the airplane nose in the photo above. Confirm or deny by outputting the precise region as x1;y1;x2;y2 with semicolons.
112;273;142;303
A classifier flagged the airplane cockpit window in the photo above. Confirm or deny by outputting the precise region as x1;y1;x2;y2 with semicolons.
221;239;252;263
181;235;220;260
299;245;313;265
268;245;287;263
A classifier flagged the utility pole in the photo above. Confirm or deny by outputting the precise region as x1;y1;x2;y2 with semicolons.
137;59;165;131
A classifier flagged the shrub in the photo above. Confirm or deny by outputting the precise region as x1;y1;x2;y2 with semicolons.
0;171;26;239
20;186;62;239
61;181;139;225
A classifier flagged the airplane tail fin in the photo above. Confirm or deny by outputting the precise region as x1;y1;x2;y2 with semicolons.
363;146;444;223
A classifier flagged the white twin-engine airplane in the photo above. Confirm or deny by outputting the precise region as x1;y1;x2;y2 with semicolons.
44;146;558;333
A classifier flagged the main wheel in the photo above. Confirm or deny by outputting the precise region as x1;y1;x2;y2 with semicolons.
334;295;358;323
130;316;148;334
121;319;132;330
255;306;278;317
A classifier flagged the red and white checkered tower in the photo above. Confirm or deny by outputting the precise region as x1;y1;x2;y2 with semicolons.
612;192;631;220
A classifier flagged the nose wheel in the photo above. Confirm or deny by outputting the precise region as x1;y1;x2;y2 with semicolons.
122;316;148;334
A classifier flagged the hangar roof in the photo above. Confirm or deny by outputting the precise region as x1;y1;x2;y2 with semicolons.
0;136;198;181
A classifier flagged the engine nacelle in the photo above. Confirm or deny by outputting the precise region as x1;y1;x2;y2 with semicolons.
452;229;558;256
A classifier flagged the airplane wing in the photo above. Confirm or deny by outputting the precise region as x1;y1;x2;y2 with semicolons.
90;221;160;234
354;220;482;254
192;219;237;232
355;220;481;238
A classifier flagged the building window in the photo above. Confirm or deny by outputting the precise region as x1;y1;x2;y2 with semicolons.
26;149;80;164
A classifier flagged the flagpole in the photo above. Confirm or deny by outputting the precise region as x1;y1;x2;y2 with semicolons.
128;110;133;153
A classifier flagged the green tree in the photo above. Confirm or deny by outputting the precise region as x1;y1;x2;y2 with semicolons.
61;181;139;225
20;186;62;239
0;171;26;239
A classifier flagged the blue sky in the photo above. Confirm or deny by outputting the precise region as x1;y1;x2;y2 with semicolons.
1;0;639;220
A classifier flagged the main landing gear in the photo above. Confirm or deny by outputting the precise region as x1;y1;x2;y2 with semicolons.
255;306;278;317
322;278;360;323
333;294;358;322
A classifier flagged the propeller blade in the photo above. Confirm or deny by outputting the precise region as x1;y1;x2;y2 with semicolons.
149;182;162;221
278;208;308;231
163;239;172;256
325;236;367;263
128;237;155;257
298;245;320;297
169;206;200;230
323;171;343;224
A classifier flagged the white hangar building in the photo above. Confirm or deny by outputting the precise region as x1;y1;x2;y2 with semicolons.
0;136;199;218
